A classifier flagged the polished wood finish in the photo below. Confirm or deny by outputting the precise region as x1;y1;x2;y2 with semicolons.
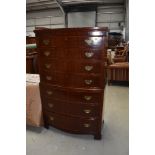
26;52;39;74
107;62;129;85
26;56;34;73
34;27;108;139
108;32;122;49
26;36;36;44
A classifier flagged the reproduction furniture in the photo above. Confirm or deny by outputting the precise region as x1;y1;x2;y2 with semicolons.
26;44;39;74
107;43;129;85
113;43;129;63
108;32;122;49
107;62;129;85
26;55;35;73
34;27;108;139
26;36;36;44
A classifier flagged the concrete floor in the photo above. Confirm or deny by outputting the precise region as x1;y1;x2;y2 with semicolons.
27;85;129;155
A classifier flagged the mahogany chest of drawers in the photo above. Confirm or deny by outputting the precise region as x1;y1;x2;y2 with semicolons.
34;27;108;139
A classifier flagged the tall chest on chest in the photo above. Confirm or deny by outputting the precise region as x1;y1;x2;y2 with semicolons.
34;27;108;139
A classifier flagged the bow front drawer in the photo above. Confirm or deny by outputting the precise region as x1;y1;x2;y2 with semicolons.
42;98;100;117
40;83;103;103
45;111;99;134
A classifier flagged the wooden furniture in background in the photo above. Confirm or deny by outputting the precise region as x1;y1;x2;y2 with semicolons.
34;27;108;139
26;40;39;74
113;43;129;63
107;62;129;85
108;32;122;49
26;55;35;73
26;53;38;74
26;36;36;44
106;43;129;85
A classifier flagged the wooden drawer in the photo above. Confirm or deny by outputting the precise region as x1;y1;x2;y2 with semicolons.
37;36;92;48
38;47;104;60
67;48;104;60
40;72;67;87
68;74;104;88
38;36;68;47
39;59;102;74
40;83;103;103
42;98;100;117
77;36;104;48
37;36;105;48
40;72;104;88
44;111;99;133
39;47;68;59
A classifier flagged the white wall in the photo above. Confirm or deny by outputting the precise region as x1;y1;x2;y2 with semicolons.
125;0;129;41
26;9;65;36
97;6;125;33
26;5;126;36
68;11;96;28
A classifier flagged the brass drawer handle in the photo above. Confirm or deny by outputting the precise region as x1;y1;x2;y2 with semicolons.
43;39;49;45
48;103;54;108
47;91;53;95
45;64;51;69
84;96;92;101
46;76;52;80
85;80;93;85
44;51;50;56
83;123;90;128
50;116;54;121
85;38;93;46
84;65;93;71
85;52;94;58
83;109;91;114
90;117;95;121
85;37;101;46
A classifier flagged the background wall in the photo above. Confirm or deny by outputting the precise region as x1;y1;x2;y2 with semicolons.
125;0;129;41
26;5;126;37
97;5;125;33
26;9;65;36
68;11;96;27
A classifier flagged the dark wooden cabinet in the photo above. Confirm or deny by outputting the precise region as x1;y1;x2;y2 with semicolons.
26;37;39;74
108;32;122;49
34;27;108;139
26;36;36;44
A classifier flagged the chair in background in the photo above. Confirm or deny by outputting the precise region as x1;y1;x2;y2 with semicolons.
113;43;129;63
107;43;129;85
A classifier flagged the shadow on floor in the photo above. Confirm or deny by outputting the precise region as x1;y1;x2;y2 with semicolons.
26;125;43;133
108;81;129;87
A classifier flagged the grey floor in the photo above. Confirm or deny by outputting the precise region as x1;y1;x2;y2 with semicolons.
27;84;129;155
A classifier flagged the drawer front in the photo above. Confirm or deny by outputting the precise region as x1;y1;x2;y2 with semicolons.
40;72;104;88
38;47;104;60
45;111;99;133
42;98;100;117
37;36;105;48
39;59;102;74
78;36;104;48
40;72;67;87
38;36;68;47
67;48;104;60
38;36;78;48
67;36;104;48
40;83;103;103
